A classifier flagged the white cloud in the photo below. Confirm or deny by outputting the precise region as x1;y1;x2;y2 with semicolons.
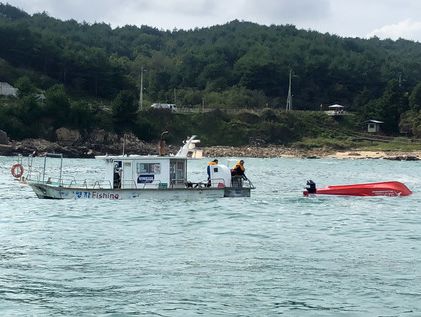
132;0;217;16
5;0;421;41
239;0;331;23
109;0;224;29
5;0;333;30
367;19;421;41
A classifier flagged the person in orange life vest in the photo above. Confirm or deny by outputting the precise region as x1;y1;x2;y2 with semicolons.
207;159;218;186
231;160;246;178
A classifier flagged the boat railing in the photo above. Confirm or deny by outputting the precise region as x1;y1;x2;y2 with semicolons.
26;170;42;182
92;180;113;189
69;179;112;189
230;175;255;189
141;180;164;189
244;178;256;189
27;175;73;187
121;179;139;189
210;178;226;188
68;179;78;187
50;176;77;187
28;174;113;190
57;179;112;189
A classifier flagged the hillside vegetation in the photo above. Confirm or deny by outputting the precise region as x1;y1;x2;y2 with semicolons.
2;3;421;146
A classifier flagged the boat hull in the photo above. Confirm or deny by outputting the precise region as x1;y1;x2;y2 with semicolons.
303;181;412;197
29;183;225;200
224;187;251;197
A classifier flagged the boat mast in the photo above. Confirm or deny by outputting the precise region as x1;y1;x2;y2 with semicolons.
122;133;126;156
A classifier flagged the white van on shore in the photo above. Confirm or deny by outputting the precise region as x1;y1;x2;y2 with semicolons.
150;103;177;112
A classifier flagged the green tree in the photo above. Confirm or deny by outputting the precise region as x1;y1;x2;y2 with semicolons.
45;84;71;128
379;80;408;133
16;95;42;125
69;101;94;131
112;90;138;132
409;82;421;111
15;76;37;97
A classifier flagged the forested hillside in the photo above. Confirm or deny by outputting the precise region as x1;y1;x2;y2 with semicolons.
2;3;421;144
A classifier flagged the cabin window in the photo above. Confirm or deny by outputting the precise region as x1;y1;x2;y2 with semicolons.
136;163;161;174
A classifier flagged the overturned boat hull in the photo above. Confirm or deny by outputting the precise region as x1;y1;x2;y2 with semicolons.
303;181;412;197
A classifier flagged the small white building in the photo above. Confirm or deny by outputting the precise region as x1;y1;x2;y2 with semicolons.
151;103;177;112
366;120;384;133
326;104;345;116
0;82;18;97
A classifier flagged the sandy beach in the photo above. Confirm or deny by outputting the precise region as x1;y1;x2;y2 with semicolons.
203;146;421;160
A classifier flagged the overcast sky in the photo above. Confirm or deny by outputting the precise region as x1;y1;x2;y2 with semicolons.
5;0;421;41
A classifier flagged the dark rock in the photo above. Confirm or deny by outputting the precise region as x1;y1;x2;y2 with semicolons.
384;155;420;161
0;144;13;155
56;127;80;145
0;130;8;145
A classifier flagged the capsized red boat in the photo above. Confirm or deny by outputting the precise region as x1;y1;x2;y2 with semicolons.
303;180;412;197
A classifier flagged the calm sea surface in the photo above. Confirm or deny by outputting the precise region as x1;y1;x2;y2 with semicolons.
0;156;421;316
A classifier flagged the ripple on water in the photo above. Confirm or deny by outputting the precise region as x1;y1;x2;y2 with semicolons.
0;156;421;315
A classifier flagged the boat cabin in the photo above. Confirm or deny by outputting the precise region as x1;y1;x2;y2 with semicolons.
98;155;187;189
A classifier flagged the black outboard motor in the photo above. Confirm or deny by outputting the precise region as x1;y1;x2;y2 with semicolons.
306;180;317;194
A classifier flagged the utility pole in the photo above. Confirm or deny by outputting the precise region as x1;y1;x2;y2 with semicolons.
174;88;177;105
286;69;292;111
138;66;144;111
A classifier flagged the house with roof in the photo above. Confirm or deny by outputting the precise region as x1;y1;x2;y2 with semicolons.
0;82;18;97
366;120;384;133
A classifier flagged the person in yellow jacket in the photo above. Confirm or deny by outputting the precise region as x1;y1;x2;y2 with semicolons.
207;159;218;186
231;160;246;177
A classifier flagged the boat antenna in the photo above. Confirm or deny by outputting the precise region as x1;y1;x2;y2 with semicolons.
122;133;126;156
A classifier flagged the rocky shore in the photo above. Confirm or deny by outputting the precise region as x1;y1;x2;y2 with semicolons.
0;138;157;158
0;129;420;161
2;141;420;161
0;130;178;158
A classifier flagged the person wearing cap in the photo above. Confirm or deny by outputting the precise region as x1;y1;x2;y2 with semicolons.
207;159;218;186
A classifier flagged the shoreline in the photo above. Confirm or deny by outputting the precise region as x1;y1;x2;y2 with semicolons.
1;139;421;160
203;146;421;160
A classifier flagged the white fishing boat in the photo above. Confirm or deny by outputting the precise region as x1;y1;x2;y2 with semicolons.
20;136;254;200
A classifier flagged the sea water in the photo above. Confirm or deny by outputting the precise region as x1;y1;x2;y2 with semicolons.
0;156;420;316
